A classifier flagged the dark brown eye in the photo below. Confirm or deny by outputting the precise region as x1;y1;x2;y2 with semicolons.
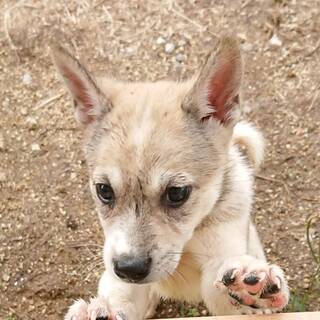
164;186;191;208
96;183;115;205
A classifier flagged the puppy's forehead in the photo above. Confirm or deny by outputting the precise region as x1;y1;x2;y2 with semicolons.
110;81;191;125
90;79;215;188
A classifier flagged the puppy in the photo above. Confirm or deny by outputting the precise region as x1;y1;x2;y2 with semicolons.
51;36;289;319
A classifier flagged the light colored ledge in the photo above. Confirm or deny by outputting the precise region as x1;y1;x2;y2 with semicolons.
158;312;320;320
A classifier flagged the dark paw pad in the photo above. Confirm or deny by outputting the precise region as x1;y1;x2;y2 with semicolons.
222;269;236;286
243;273;260;285
261;283;280;298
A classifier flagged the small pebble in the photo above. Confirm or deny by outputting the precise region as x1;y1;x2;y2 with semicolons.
31;143;41;152
21;73;32;85
21;107;28;116
178;39;187;46
0;171;6;182
70;172;77;180
156;36;166;45
237;33;247;41
165;43;175;54
26;117;37;129
2;98;9;108
269;34;282;47
241;42;253;52
201;309;208;316
0;133;4;150
124;47;135;55
175;53;186;63
2;273;10;282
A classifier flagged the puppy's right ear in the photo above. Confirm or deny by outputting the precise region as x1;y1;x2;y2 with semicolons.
182;36;242;128
50;44;110;126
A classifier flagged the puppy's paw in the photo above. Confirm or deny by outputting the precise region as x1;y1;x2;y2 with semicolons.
65;297;126;320
215;255;289;314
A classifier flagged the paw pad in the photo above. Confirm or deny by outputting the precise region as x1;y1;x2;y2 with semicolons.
261;282;280;297
222;269;237;286
243;273;259;285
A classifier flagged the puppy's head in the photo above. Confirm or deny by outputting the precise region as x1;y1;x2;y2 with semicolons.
51;37;242;283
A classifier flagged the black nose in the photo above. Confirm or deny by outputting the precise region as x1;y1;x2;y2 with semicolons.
113;255;152;282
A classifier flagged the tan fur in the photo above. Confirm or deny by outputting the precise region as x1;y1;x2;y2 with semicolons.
155;251;202;302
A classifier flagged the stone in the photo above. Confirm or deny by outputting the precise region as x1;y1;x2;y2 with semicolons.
269;34;282;47
31;143;41;152
175;53;186;62
0;171;6;182
156;36;166;45
0;133;4;150
165;42;175;54
21;73;32;85
2;273;10;282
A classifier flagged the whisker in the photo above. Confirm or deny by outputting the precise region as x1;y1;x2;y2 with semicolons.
84;260;105;281
67;241;104;249
167;251;212;258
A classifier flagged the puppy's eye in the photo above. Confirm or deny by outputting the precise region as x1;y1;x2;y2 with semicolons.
96;183;115;205
164;186;191;208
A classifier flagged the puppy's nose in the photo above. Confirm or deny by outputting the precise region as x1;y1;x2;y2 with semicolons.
113;255;152;282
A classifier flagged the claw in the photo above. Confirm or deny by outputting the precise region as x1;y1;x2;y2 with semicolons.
115;312;127;320
229;292;243;304
90;310;98;320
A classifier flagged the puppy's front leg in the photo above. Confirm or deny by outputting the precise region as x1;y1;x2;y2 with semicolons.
201;255;289;315
65;271;152;320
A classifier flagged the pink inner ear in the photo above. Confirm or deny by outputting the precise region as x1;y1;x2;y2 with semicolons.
61;65;95;123
206;62;236;124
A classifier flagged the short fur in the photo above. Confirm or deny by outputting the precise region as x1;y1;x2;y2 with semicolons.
51;37;289;319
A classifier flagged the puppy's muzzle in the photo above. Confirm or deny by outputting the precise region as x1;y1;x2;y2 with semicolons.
113;255;152;282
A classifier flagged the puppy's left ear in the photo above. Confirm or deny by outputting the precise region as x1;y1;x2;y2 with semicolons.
183;36;242;127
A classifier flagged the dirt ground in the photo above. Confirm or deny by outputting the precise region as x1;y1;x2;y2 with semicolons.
0;0;319;319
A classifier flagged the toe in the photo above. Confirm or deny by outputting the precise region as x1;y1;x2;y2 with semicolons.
65;299;88;320
261;282;280;298
243;274;259;285
255;268;289;310
222;269;237;286
87;297;109;320
242;272;267;294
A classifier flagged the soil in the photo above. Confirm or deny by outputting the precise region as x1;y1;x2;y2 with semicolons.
0;0;319;319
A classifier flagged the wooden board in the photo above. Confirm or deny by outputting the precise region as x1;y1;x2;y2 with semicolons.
158;312;320;320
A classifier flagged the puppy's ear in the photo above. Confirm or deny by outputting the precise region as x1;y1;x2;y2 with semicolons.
50;44;110;126
183;36;242;127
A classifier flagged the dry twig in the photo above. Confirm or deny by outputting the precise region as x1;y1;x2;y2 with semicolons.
35;92;65;110
255;174;292;198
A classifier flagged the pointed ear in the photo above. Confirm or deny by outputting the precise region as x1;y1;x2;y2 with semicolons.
50;44;110;126
182;36;242;126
